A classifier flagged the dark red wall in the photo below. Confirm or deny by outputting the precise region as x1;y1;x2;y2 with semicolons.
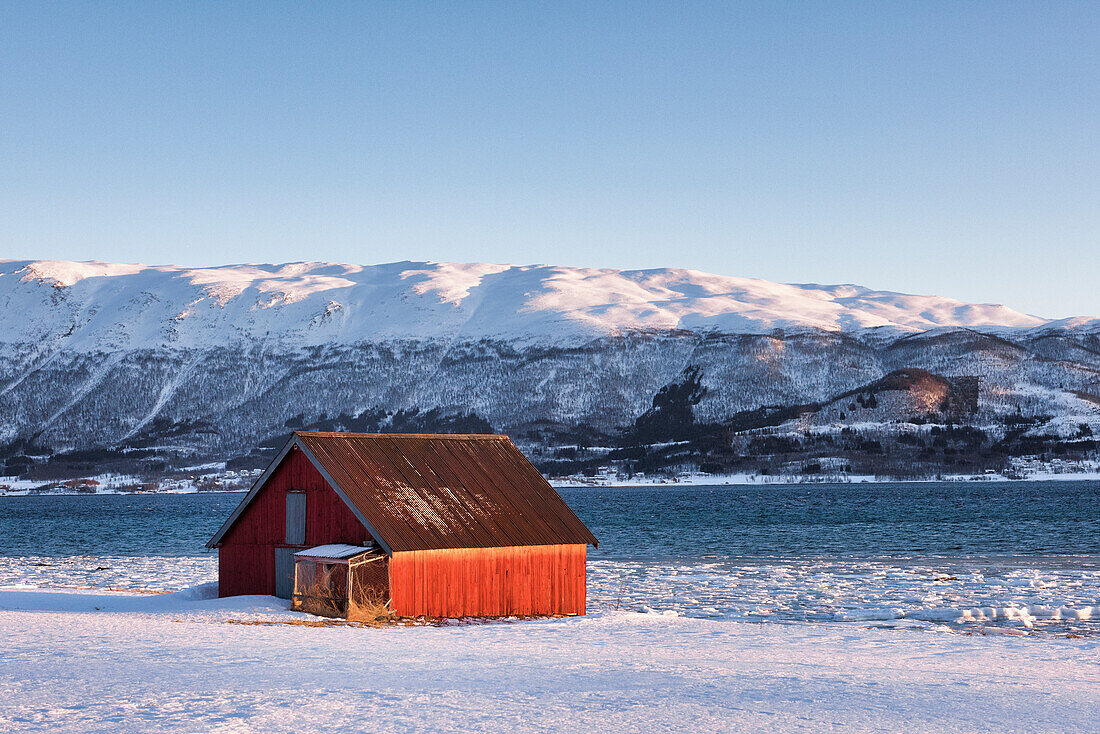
217;446;372;597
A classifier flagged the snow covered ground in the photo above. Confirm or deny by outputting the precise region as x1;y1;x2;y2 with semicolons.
1;586;1097;732
5;553;1096;636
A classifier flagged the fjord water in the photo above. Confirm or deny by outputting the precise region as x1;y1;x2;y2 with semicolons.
2;481;1097;635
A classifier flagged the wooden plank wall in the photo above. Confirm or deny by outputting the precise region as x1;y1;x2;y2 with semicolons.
217;447;372;597
388;544;587;618
218;543;274;596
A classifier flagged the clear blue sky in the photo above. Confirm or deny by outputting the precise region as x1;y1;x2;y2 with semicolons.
2;2;1097;318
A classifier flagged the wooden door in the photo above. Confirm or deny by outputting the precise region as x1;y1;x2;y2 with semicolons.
275;547;296;599
285;491;306;545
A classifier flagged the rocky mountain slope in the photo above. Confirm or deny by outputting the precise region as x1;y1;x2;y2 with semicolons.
0;259;1097;480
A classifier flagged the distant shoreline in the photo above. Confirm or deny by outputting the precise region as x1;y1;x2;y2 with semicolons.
549;471;1100;488
3;472;1100;496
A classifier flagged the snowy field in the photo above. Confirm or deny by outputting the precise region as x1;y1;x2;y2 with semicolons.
3;553;1096;636
1;585;1097;733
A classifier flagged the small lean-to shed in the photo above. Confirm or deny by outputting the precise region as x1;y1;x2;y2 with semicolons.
207;432;598;617
291;544;387;618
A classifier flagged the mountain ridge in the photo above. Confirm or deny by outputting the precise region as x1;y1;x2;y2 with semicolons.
4;259;1093;352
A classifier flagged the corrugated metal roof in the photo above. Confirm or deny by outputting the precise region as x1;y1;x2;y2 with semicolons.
295;544;374;560
294;432;598;552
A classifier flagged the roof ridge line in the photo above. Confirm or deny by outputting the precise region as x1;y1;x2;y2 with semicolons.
293;431;510;440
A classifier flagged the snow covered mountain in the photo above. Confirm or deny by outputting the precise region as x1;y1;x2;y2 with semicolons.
0;258;1097;478
0;259;1069;349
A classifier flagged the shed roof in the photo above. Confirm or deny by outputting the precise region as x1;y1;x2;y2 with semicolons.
295;544;374;560
208;432;598;553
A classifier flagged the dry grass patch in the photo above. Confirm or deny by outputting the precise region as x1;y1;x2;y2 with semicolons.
347;587;396;627
225;618;350;628
291;570;347;618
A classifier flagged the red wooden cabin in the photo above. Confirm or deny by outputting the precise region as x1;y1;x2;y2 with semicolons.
206;431;598;617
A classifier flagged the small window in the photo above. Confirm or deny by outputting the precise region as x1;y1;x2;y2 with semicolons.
285;491;306;545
